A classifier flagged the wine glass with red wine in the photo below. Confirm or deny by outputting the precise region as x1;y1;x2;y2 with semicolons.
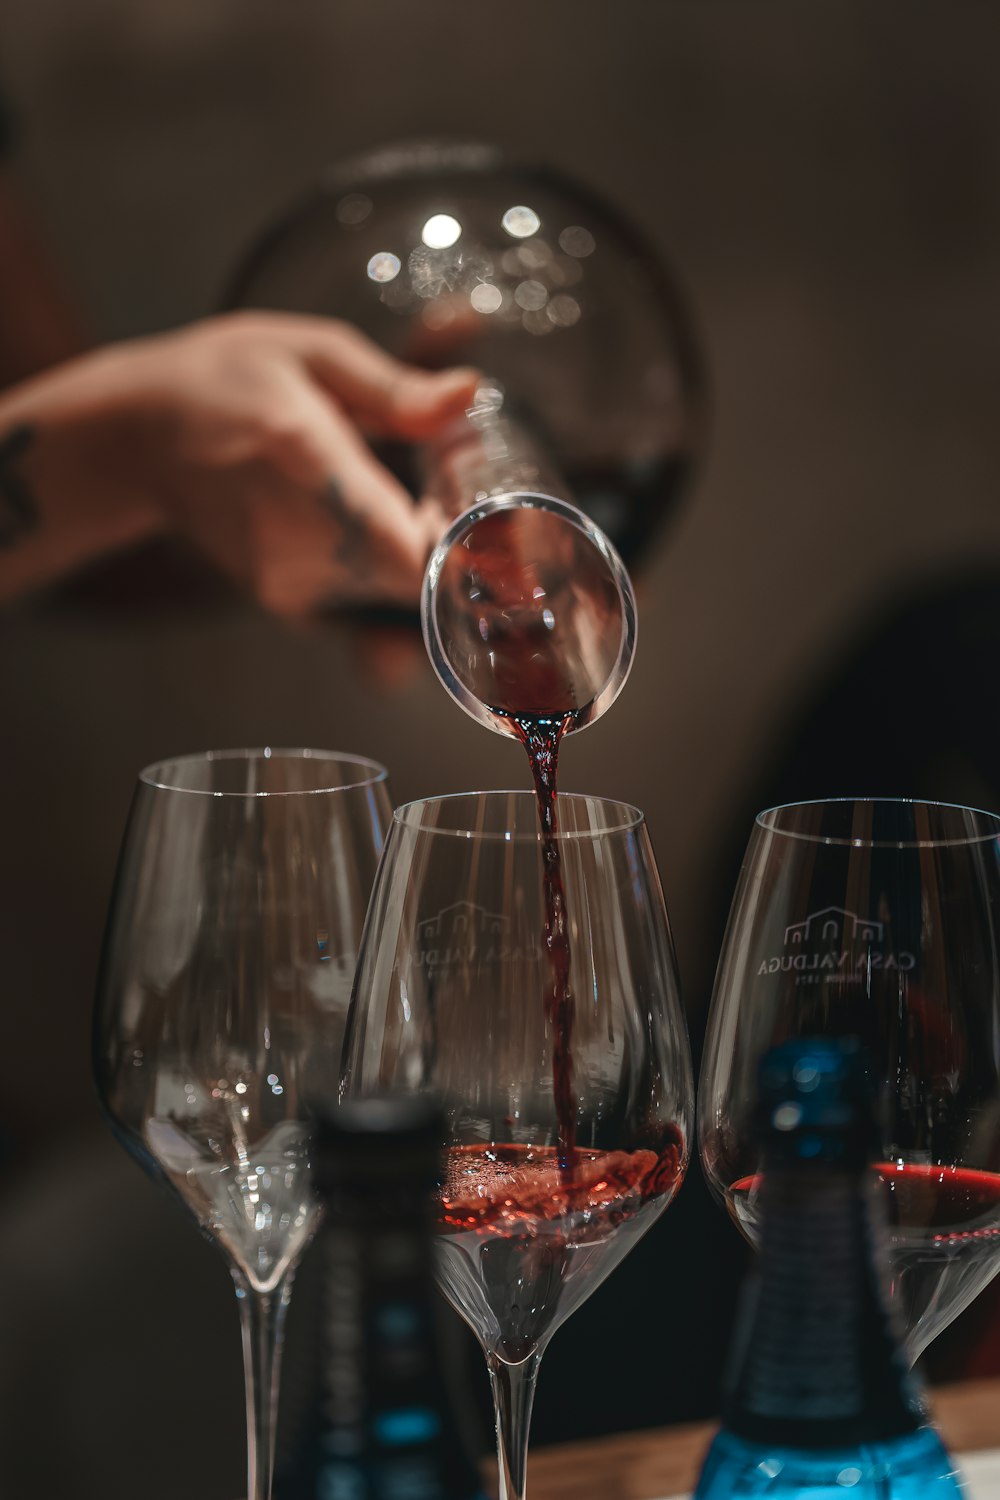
340;791;693;1500
93;749;393;1500
699;797;1000;1364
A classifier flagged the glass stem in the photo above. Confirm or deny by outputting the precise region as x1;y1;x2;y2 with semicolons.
487;1349;542;1500
233;1268;294;1500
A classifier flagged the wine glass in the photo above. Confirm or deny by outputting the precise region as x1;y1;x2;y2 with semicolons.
699;797;1000;1364
340;791;693;1500
93;748;392;1500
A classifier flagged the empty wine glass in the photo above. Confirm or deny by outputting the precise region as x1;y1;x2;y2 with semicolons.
699;797;1000;1364
93;749;392;1500
341;791;693;1500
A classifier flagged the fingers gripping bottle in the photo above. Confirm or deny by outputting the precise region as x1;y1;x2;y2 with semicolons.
693;1037;964;1499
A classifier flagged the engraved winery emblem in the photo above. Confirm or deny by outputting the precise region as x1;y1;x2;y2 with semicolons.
757;905;916;984
415;901;538;972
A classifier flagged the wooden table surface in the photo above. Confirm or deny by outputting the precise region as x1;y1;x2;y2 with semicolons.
527;1380;1000;1500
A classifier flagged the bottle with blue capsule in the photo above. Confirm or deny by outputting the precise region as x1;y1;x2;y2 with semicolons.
693;1036;964;1499
274;1096;487;1500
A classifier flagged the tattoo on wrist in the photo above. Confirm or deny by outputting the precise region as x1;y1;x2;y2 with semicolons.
0;423;38;548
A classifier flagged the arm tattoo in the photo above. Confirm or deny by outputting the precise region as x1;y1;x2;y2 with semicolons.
0;423;38;548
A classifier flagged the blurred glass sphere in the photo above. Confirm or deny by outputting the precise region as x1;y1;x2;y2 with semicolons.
227;140;705;567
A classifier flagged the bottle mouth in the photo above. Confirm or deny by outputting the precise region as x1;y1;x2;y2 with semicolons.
421;491;637;738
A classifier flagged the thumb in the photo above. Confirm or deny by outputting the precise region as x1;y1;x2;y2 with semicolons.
382;365;481;441
293;317;480;440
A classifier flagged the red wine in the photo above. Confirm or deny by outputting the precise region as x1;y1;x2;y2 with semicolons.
437;502;629;1172
476;526;592;1170
436;1136;684;1361
508;710;580;1168
728;1162;1000;1355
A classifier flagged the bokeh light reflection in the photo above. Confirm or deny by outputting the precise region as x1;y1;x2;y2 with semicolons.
471;283;504;314
514;279;548;312
547;293;581;328
421;213;462;249
367;251;401;283
502;204;541;238
336;193;373;226
558;225;596;258
522;308;554;336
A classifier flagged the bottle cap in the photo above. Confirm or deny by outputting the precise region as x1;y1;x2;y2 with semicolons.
755;1035;879;1169
312;1096;446;1192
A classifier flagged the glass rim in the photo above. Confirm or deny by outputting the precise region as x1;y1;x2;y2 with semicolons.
392;790;646;841
755;796;1000;849
420;491;638;738
138;747;389;798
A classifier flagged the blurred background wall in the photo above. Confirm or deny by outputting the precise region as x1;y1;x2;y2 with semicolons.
2;2;1000;1496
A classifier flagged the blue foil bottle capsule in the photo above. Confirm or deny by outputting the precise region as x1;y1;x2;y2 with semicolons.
693;1037;964;1498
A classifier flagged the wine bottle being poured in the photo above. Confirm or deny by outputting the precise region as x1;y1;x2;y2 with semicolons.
421;398;637;1167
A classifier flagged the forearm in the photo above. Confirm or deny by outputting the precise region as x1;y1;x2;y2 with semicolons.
0;348;165;604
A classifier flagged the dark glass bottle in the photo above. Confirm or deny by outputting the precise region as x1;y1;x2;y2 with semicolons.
274;1097;487;1500
693;1037;963;1498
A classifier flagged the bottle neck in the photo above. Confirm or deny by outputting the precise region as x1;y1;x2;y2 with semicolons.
422;383;568;512
723;1168;927;1449
276;1173;484;1500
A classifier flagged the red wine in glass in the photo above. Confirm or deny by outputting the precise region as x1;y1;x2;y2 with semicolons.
341;784;692;1500
728;1162;1000;1357
437;1132;685;1362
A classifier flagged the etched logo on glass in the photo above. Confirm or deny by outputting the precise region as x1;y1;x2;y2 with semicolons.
757;905;916;985
785;906;884;947
414;900;538;972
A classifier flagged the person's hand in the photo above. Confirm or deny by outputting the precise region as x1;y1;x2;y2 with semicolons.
134;312;480;613
0;311;480;613
117;312;479;614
